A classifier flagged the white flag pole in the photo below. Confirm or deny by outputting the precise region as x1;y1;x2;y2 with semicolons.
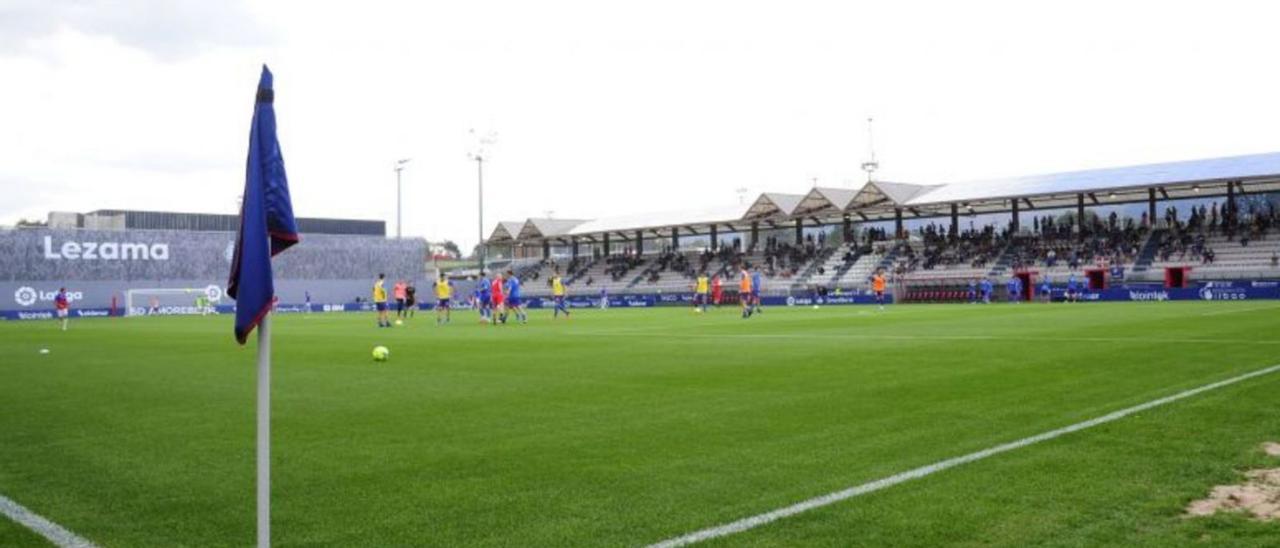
257;313;271;547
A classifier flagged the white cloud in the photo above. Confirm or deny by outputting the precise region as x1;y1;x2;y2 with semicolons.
0;0;271;60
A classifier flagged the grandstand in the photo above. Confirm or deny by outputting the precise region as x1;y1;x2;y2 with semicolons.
491;152;1280;297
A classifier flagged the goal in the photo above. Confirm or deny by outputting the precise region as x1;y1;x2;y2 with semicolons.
124;286;224;317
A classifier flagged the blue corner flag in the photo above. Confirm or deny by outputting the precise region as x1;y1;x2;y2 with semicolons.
228;65;299;344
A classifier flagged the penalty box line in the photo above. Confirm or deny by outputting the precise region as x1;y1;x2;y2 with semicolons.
647;362;1280;548
0;494;98;548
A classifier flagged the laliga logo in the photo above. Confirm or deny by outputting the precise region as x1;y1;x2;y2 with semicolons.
205;285;224;301
13;286;82;307
14;286;37;307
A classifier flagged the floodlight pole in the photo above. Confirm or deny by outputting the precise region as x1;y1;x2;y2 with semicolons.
394;159;411;239
475;154;485;274
469;130;495;273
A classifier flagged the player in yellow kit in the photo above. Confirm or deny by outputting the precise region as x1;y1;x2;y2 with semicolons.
551;272;570;319
693;273;710;313
373;273;390;328
738;266;753;319
434;273;453;325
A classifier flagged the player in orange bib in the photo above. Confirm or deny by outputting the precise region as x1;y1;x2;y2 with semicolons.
738;266;753;319
872;269;887;311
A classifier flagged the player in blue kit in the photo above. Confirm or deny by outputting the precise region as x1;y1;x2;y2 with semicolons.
475;272;492;323
1006;276;1020;303
967;279;977;303
1039;274;1052;303
750;266;764;315
504;269;527;324
1066;273;1079;303
980;278;993;304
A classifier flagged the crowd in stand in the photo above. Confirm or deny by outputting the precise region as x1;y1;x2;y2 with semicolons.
1007;213;1146;271
1155;200;1278;264
900;224;1006;273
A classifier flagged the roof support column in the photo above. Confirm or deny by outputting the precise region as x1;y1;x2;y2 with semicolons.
671;227;679;251
635;230;644;255
894;208;904;240
795;218;804;244
603;233;611;256
1227;182;1236;219
1011;200;1020;233
542;240;550;259
750;222;759;250
950;204;959;240
1148;188;1156;228
571;237;579;259
710;225;719;251
1076;193;1085;238
842;216;851;244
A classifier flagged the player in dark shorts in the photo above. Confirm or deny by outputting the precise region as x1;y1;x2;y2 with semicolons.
405;283;417;318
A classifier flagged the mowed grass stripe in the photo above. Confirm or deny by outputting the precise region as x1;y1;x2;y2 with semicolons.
0;302;1276;546
648;362;1280;547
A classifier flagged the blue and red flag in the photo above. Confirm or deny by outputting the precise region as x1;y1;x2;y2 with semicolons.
229;65;299;344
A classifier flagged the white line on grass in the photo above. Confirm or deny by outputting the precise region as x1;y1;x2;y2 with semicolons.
580;330;1280;346
647;363;1280;548
1200;304;1280;317
0;494;98;548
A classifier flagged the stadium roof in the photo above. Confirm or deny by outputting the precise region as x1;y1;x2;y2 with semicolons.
490;151;1280;245
487;221;526;242
518;218;589;239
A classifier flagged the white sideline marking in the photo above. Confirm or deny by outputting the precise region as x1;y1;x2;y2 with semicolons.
580;330;1280;346
1200;304;1280;317
0;494;98;548
647;363;1280;548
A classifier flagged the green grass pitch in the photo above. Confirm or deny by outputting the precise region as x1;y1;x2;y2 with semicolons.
2;301;1279;547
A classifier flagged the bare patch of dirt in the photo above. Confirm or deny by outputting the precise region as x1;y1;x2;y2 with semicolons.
1185;443;1280;521
1264;442;1280;457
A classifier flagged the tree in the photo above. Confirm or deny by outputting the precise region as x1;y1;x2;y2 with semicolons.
440;240;462;259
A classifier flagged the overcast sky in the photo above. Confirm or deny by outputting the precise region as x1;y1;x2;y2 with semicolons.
2;0;1277;248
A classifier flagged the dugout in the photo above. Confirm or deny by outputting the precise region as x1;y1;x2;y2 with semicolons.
1084;268;1107;290
1165;266;1191;288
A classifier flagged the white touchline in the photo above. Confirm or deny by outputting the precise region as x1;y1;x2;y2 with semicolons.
0;494;98;548
1200;304;1280;317
578;330;1280;346
647;363;1280;548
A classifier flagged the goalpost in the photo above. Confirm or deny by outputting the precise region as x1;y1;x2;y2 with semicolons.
124;286;224;317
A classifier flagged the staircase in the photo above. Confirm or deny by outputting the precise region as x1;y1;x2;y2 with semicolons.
1130;229;1164;273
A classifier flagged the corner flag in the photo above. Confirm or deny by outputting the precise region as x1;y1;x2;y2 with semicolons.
228;65;299;344
227;65;298;548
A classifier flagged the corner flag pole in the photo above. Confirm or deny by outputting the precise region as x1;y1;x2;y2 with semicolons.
257;314;271;548
228;65;299;548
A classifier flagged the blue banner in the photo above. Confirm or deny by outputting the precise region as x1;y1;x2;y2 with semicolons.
5;281;1278;320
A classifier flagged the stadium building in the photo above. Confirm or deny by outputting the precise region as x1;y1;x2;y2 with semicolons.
490;152;1280;304
2;209;426;317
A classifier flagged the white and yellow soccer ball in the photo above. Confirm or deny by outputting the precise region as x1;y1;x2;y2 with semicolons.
372;346;390;362
394;319;404;326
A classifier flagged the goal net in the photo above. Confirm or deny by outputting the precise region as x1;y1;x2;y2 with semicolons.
125;286;224;317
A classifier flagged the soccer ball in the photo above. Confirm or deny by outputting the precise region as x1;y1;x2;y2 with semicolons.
394;319;403;326
812;304;820;310
372;346;390;362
